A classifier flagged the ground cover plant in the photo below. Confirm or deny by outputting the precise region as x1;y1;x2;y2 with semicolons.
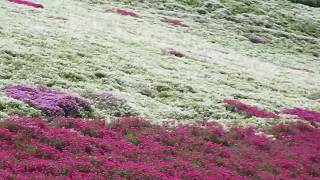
8;0;44;8
283;107;320;123
4;85;92;117
1;0;319;123
160;17;190;27
224;99;278;118
106;9;139;17
1;0;320;178
0;115;319;179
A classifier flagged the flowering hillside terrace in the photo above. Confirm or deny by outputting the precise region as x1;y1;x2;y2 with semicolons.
1;0;320;178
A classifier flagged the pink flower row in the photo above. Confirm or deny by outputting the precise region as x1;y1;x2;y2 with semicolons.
4;84;320;123
224;99;320;124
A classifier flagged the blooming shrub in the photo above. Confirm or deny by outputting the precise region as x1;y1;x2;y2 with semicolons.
86;91;135;116
4;85;92;117
160;17;190;27
106;9;139;17
224;99;278;118
8;0;44;8
0;116;319;179
283;107;320;123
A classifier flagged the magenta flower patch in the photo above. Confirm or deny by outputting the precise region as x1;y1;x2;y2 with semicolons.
4;85;92;117
0;116;319;179
106;9;139;17
161;17;190;27
283;107;320;123
8;0;44;8
224;99;278;118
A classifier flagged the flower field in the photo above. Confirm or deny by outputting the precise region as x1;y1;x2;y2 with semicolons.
0;0;320;179
0;116;319;179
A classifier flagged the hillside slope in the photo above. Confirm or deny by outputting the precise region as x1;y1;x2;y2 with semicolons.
0;0;320;126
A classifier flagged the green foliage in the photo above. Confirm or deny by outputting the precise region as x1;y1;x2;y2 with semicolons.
288;0;320;7
229;4;265;15
0;97;41;118
219;0;265;15
176;0;204;7
273;13;319;37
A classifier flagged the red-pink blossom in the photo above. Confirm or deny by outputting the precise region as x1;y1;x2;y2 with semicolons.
8;0;44;8
106;9;139;17
283;107;320;123
161;17;190;27
0;116;318;179
224;99;278;118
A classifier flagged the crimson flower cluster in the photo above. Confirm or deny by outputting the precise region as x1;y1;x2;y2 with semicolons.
0;116;319;179
283;107;320;123
8;0;44;8
224;99;279;118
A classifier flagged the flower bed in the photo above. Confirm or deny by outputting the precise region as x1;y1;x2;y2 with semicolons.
0;116;319;179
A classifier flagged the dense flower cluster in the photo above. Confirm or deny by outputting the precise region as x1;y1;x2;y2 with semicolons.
283;107;320;123
224;99;279;118
160;17;190;27
106;9;139;17
4;85;92;117
8;0;44;8
0;116;319;179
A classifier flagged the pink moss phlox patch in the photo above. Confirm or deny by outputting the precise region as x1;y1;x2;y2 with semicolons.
161;17;190;27
162;49;186;58
282;107;320;123
4;85;92;117
288;66;314;73
8;0;44;8
0;116;319;178
224;99;279;118
106;9;139;17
